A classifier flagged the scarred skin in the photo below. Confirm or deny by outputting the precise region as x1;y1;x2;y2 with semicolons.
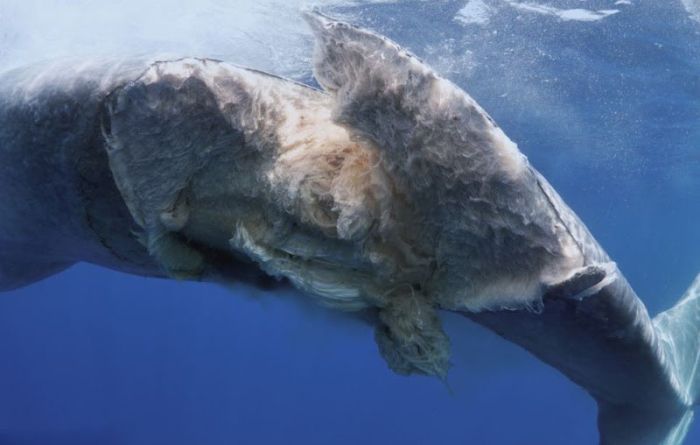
0;12;697;445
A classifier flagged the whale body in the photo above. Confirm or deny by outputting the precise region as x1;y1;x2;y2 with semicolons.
0;12;698;444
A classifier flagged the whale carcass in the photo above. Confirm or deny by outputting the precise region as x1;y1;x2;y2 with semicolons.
0;11;697;445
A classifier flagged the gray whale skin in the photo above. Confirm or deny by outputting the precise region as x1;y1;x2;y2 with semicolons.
0;11;698;445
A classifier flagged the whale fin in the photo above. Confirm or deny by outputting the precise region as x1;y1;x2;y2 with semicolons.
303;10;527;182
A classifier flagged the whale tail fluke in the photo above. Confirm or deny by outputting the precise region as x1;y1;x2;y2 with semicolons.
596;401;694;445
653;273;700;408
597;273;700;445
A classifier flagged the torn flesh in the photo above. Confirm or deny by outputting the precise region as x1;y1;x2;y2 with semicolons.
102;15;598;378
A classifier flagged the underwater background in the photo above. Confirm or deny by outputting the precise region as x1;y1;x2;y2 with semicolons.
0;1;698;443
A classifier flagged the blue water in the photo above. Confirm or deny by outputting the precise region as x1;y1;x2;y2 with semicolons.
1;1;699;444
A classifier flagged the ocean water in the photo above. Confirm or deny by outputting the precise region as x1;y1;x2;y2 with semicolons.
0;1;699;444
